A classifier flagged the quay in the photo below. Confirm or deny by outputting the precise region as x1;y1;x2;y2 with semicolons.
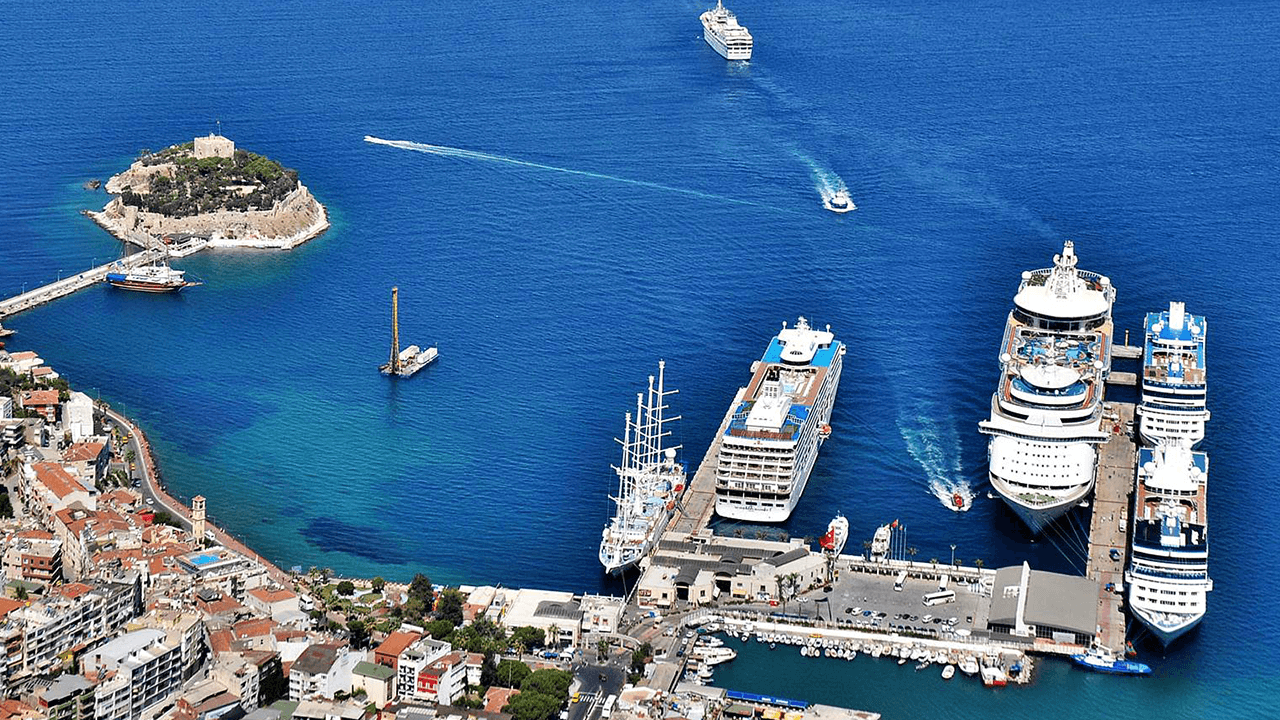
1087;400;1138;653
667;388;744;536
0;247;167;320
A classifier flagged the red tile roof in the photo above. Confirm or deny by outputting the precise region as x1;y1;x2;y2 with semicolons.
20;390;58;407
484;688;519;714
374;630;422;660
248;587;297;604
63;442;106;462
0;598;26;621
32;463;84;500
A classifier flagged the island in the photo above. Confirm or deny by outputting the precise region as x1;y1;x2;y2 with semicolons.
87;133;329;252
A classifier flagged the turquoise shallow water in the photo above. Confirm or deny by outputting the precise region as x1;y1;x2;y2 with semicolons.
1;0;1277;716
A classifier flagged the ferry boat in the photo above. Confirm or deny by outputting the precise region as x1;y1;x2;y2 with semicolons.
599;362;686;574
701;0;753;61
105;261;200;292
714;318;844;522
1070;647;1152;676
819;514;849;556
979;241;1115;535
1126;441;1212;646
1137;302;1209;446
823;190;856;214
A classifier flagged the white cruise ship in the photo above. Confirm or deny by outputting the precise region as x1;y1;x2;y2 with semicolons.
1126;442;1212;646
1137;302;1209;446
599;362;686;575
714;318;844;522
701;1;753;61
979;242;1115;535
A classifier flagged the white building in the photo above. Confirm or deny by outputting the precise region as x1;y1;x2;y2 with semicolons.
501;589;581;648
65;392;95;442
289;644;363;702
82;628;184;720
395;637;450;701
193;134;235;160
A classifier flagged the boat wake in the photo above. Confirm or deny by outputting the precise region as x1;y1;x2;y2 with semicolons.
365;136;794;213
794;149;850;206
897;411;973;512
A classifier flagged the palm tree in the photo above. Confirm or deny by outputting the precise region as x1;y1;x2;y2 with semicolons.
907;547;918;565
862;540;872;560
774;575;786;610
596;638;609;662
974;558;984;570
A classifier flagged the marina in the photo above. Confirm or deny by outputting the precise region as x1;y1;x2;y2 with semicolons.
0;248;167;320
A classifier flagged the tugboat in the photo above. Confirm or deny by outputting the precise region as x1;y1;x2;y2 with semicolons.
1070;646;1152;676
823;189;856;213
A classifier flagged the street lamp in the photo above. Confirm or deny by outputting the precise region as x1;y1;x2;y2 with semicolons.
950;544;956;566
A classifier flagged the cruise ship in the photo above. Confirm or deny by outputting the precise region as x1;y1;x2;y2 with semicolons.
979;242;1115;535
701;1;753;61
1137;302;1209;446
599;362;686;575
1126;441;1212;646
714;318;844;522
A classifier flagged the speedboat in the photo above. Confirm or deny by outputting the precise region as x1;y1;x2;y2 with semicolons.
823;189;856;213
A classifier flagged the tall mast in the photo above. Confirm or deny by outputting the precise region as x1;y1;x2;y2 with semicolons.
390;286;401;374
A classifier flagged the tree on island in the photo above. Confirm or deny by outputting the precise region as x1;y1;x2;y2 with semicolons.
347;618;370;649
509;626;546;653
436;588;465;626
336;580;355;597
493;659;531;689
370;576;386;593
503;691;561;720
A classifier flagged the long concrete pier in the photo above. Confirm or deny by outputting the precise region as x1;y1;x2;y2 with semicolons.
667;388;744;536
0;248;166;320
1087;400;1137;652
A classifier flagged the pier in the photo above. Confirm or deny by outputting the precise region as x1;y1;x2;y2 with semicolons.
0;248;166;320
668;388;744;536
1086;401;1137;652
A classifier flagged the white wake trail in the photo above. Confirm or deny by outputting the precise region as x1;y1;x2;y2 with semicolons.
365;136;794;213
897;411;973;512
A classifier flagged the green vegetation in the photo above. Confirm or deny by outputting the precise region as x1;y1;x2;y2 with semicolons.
0;494;12;520
503;669;574;720
151;511;184;528
371;576;386;592
336;580;356;596
346;618;370;649
436;588;464;626
630;642;652;674
398;573;435;624
509;626;546;653
122;145;299;217
492;659;531;688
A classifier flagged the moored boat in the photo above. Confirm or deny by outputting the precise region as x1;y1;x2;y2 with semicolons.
1070;647;1152;676
105;260;200;293
819;513;849;556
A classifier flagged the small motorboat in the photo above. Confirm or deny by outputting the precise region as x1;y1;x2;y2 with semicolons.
942;664;956;680
823;189;856;213
953;492;966;509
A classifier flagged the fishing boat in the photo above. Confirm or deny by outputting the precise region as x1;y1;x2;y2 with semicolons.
823;189;856;213
379;287;437;377
819;513;849;556
980;666;1008;687
105;260;200;292
1070;647;1152;676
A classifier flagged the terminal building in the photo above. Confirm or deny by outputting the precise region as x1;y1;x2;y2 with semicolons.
636;532;825;608
987;562;1097;646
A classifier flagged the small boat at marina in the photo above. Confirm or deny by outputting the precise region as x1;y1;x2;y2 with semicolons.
105;260;200;293
820;513;849;556
980;666;1008;687
823;189;856;213
959;658;980;676
942;665;956;680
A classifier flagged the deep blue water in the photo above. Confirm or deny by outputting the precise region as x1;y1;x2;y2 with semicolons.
1;0;1276;716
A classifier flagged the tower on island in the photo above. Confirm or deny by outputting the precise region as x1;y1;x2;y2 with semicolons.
192;495;207;543
193;133;234;159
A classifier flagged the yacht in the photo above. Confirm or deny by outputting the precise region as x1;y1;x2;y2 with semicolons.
979;241;1115;535
1126;441;1212;646
714;317;844;522
599;362;686;574
701;1;753;61
820;513;849;556
823;190;856;213
1137;302;1209;446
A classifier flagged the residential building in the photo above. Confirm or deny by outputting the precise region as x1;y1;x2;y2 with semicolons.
18;391;58;425
82;628;185;720
500;590;580;648
2;533;63;585
0;575;141;677
244;588;299;622
394;638;449;701
63;393;95;443
351;662;395;708
20;462;97;525
372;631;420;674
288;644;361;702
415;653;466;705
35;675;95;720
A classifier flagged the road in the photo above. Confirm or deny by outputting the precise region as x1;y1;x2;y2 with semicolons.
568;664;627;720
100;405;192;532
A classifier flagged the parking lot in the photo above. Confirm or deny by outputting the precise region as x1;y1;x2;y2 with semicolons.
790;562;993;640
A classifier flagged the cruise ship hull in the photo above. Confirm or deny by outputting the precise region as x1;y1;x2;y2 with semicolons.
1131;605;1204;647
988;470;1092;536
703;30;751;60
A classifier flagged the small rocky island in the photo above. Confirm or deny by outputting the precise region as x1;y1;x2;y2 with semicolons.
88;134;328;251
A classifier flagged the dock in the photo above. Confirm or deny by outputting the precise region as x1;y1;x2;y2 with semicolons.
667;388;744;536
0;248;168;320
1086;401;1137;652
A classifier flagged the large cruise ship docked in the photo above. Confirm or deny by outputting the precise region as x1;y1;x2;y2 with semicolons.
701;1;753;61
599;362;687;575
1126;441;1212;646
1137;302;1209;446
714;318;844;522
979;242;1115;535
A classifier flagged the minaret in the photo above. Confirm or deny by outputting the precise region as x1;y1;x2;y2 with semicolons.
192;495;207;543
389;287;401;374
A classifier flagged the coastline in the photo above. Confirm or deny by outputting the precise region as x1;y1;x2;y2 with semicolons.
86;183;330;252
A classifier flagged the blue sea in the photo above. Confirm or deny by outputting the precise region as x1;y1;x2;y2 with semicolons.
1;0;1276;716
